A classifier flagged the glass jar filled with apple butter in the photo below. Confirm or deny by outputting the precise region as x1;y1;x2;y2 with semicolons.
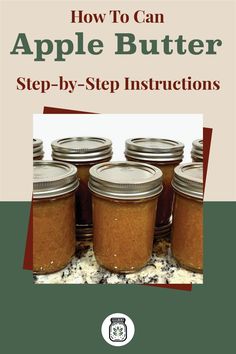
171;163;203;273
89;161;163;273
191;139;203;162
33;161;79;274
51;137;112;240
125;138;184;240
33;138;44;160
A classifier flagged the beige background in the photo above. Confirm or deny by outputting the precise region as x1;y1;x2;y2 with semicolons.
0;0;235;201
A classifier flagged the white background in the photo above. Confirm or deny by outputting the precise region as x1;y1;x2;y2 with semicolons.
33;114;202;162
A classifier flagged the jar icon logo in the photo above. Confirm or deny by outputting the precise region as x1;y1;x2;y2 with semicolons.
109;317;127;342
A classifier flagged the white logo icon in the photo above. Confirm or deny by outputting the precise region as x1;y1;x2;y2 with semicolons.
101;313;135;347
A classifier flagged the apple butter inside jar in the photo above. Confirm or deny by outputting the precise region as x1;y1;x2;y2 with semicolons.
125;138;184;240
89;161;163;273
191;139;203;162
171;162;203;273
33;138;44;160
33;161;79;274
51;137;112;240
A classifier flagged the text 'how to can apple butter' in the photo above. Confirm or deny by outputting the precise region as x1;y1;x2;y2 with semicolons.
125;138;184;240
33;160;79;274
89;161;163;273
51;137;112;240
171;162;203;273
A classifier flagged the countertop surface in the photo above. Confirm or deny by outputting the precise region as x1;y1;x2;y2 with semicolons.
34;240;203;284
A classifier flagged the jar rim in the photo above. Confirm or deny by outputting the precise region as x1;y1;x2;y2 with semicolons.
172;162;203;200
125;138;184;162
33;160;79;199
33;138;44;158
51;136;113;162
191;138;203;161
89;161;163;200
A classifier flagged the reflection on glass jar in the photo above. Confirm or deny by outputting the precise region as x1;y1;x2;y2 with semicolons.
191;139;203;162
33;138;44;160
89;161;163;273
33;161;78;274
171;162;203;273
51;137;112;240
125;138;184;240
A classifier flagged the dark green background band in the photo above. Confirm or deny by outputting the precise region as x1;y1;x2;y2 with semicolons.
1;202;234;353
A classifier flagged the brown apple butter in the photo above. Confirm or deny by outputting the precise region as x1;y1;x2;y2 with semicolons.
191;139;203;162
33;138;44;160
171;163;203;273
89;161;163;273
51;137;112;240
33;161;79;274
125;138;184;240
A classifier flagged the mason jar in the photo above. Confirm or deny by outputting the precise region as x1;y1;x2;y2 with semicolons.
191;139;203;162
89;161;163;273
33;161;79;274
109;318;127;342
125;138;184;240
33;138;44;160
171;162;203;273
51;137;112;240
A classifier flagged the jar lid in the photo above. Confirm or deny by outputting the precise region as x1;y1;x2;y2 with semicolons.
191;139;203;161
125;138;184;162
33;160;79;199
111;318;126;323
51;137;112;163
89;161;163;200
172;163;203;200
33;138;44;158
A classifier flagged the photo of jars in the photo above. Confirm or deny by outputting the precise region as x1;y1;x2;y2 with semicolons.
33;124;203;284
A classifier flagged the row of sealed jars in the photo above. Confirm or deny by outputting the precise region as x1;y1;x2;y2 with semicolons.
33;137;203;241
33;137;203;275
33;138;203;163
